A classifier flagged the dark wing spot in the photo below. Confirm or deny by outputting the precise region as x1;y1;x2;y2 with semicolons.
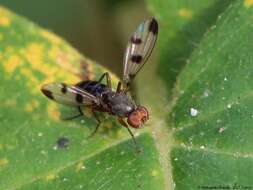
149;18;158;35
56;137;69;149
41;89;54;100
129;74;136;79
131;36;142;44
131;55;142;64
61;83;67;94
76;93;83;103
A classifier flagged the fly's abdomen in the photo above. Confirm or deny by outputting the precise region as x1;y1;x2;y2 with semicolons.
75;81;108;97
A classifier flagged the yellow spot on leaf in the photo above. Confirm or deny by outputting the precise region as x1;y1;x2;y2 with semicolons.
76;161;85;172
47;102;60;121
245;0;253;8
22;43;79;86
0;15;10;26
25;43;43;68
45;173;57;181
41;30;61;44
0;158;9;167
24;100;39;112
20;68;40;94
4;55;22;74
178;8;193;19
151;169;158;177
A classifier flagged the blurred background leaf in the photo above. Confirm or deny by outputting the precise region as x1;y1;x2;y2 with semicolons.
0;0;149;75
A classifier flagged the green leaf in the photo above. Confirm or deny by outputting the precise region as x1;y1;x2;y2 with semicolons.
146;0;232;95
0;7;164;190
152;0;253;189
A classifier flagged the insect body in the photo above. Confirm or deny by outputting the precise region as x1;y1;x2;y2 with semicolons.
41;18;158;148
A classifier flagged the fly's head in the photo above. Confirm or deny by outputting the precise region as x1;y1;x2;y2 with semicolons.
127;106;149;128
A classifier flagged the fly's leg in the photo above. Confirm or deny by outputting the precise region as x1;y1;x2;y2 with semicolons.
87;109;101;138
62;106;84;120
96;72;112;89
118;117;141;153
116;81;122;93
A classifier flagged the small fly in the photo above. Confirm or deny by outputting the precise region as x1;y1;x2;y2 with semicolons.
41;18;158;149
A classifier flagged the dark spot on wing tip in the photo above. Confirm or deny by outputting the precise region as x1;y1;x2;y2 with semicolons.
61;83;67;94
129;74;135;79
131;36;142;44
131;55;142;64
149;18;158;35
76;93;83;103
56;137;69;149
41;88;54;100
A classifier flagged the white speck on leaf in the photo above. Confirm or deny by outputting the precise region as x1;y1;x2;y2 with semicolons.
40;150;47;155
224;77;228;81
127;161;132;165
62;177;68;182
219;127;226;133
203;89;210;97
210;25;216;30
190;108;198;117
227;104;232;109
200;145;205;149
180;143;186;147
96;161;100;165
174;157;178;161
38;132;43;137
188;137;193;144
217;119;222;123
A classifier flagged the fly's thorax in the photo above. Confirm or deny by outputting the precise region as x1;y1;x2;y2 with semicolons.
101;91;136;117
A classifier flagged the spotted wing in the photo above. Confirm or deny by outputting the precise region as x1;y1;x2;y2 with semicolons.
41;83;99;106
123;18;158;86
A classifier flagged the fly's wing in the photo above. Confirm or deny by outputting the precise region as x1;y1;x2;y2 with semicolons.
41;83;99;106
123;18;158;86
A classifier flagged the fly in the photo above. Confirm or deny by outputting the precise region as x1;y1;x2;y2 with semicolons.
41;18;158;150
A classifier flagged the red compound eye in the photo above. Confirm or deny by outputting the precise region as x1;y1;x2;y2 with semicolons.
127;106;149;128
